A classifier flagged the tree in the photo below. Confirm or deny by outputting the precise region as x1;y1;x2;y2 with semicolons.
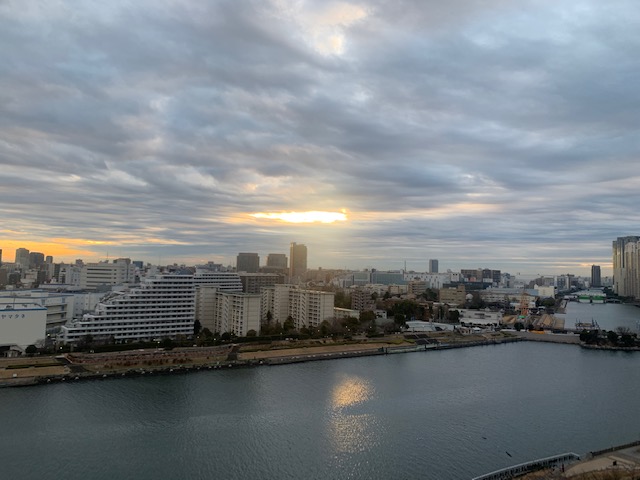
283;316;295;332
246;329;257;337
193;319;202;336
162;338;175;350
447;310;460;323
514;322;524;332
266;310;273;324
359;310;376;323
320;320;331;337
25;345;38;356
607;331;619;345
394;313;406;327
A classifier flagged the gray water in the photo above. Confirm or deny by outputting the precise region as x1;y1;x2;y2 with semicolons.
561;300;640;332
1;342;640;480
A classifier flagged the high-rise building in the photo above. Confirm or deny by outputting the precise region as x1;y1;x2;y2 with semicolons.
289;243;307;281
15;248;30;269
0;248;3;266
29;252;45;269
429;259;439;274
591;265;602;288
613;236;640;298
236;252;260;273
266;253;287;269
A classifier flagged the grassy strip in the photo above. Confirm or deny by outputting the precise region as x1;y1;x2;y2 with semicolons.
5;363;61;370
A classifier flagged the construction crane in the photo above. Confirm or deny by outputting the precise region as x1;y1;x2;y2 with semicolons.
518;289;529;319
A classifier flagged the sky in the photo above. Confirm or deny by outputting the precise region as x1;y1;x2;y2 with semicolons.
1;0;639;276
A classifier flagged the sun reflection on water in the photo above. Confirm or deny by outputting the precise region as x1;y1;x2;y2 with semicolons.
328;375;382;454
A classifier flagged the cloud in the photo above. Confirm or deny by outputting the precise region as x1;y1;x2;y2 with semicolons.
1;0;639;274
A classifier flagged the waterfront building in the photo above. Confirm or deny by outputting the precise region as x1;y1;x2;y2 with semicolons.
236;253;260;273
0;290;75;338
261;284;334;330
613;236;640;299
196;286;261;336
591;265;601;288
0;302;47;352
289;243;307;281
59;274;195;344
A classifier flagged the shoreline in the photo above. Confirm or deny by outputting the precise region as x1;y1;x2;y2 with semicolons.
0;335;522;389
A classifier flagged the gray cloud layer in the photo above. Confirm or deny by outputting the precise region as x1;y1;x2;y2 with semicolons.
2;0;639;274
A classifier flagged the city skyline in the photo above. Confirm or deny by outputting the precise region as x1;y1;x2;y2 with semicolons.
2;1;639;276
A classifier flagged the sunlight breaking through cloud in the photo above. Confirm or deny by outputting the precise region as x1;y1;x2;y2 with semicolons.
251;211;348;224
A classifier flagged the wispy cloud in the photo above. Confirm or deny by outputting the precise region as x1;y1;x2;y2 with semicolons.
1;0;638;274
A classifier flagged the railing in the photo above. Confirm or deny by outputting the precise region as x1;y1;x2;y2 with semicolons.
472;452;580;480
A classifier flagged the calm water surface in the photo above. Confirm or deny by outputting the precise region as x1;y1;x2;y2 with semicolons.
1;342;640;480
562;300;640;332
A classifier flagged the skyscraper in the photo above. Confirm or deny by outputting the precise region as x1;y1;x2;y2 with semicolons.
289;242;307;281
591;265;601;288
429;259;439;274
266;253;287;269
15;248;30;269
236;252;260;273
613;236;640;298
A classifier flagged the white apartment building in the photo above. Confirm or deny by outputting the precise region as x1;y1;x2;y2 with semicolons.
262;284;335;330
196;286;261;336
59;274;195;344
79;260;135;290
193;270;243;292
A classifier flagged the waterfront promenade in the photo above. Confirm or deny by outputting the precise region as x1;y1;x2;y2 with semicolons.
0;332;519;388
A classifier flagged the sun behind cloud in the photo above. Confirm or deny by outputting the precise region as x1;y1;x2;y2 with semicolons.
251;210;348;224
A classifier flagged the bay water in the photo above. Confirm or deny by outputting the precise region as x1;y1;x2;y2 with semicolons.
2;302;640;479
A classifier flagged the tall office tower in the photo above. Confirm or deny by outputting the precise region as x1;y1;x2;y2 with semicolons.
289;242;307;280
29;252;45;269
429;259;439;274
236;252;260;273
15;248;30;268
45;256;53;264
591;265;602;288
266;253;288;269
613;236;640;298
0;248;2;266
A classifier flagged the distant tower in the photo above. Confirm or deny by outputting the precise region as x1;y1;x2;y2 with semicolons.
289;243;307;281
429;259;439;274
591;265;601;288
236;253;260;273
266;253;287;269
15;247;30;269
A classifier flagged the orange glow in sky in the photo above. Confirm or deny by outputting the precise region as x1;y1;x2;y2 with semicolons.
0;239;104;262
250;210;348;224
